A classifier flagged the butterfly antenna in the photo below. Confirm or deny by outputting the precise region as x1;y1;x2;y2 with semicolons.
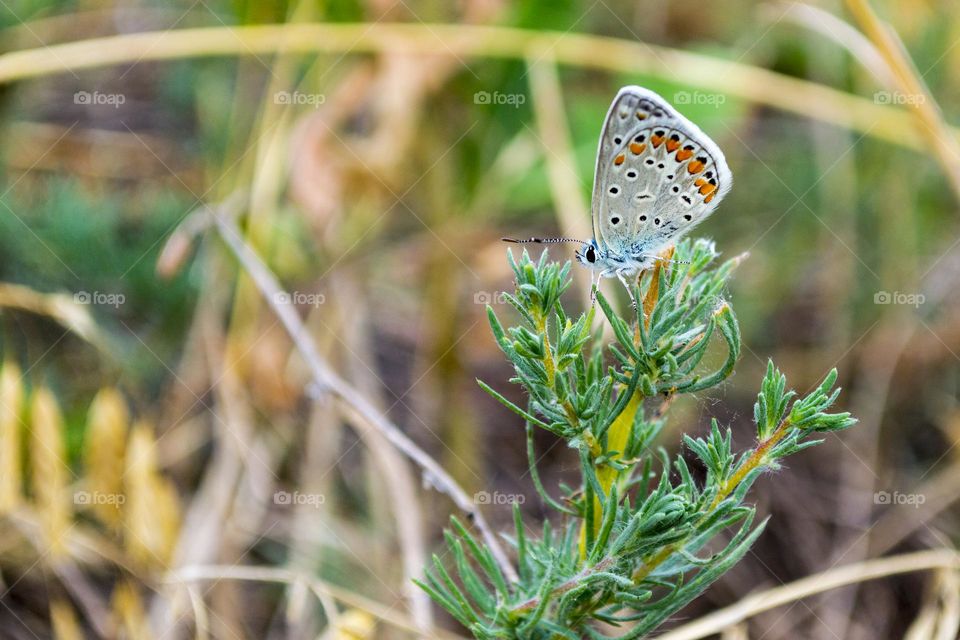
502;236;588;246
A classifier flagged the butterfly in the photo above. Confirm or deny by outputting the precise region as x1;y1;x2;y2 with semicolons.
505;86;732;303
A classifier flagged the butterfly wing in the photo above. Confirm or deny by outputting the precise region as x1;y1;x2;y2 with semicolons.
591;86;732;258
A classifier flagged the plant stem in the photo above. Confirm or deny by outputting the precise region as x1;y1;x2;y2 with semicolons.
510;556;617;614
511;417;794;616
632;419;792;583
710;421;791;511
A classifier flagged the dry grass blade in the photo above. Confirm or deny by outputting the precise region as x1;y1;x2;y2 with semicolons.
207;207;519;583
526;55;593;301
0;360;24;512
49;597;83;640
719;622;749;640
845;0;960;199
111;579;150;640
0;24;948;151
124;421;178;568
152;477;181;568
905;568;960;640
338;402;433;633
83;387;128;529
168;565;468;640
775;2;896;86
30;387;71;557
526;59;591;242
658;549;960;640
868;459;960;555
333;608;377;639
0;282;103;348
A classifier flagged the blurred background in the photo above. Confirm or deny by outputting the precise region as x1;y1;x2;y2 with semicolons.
0;0;958;638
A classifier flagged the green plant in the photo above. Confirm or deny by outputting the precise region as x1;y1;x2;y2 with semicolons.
417;239;857;639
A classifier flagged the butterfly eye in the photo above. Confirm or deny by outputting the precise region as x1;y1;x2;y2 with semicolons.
585;247;597;263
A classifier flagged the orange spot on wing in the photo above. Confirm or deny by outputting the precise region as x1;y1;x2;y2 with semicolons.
666;139;680;153
694;178;706;187
614;154;625;166
699;182;717;195
687;160;705;174
704;193;715;204
629;142;646;154
651;134;665;148
675;149;693;162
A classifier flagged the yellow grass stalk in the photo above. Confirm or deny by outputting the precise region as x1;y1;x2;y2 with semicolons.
83;387;129;528
50;598;83;640
111;579;150;640
30;387;71;557
151;475;181;565
124;421;177;567
124;421;160;567
0;361;24;511
0;24;942;153
333;608;377;640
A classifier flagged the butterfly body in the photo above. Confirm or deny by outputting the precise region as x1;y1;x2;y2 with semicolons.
506;86;732;293
575;238;659;279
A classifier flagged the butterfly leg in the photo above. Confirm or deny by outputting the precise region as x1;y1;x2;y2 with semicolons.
589;270;603;305
616;269;637;310
644;254;690;266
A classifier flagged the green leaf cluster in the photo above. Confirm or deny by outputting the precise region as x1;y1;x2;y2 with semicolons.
419;239;856;638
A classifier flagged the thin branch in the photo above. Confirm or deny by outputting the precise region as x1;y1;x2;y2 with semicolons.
206;205;519;584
